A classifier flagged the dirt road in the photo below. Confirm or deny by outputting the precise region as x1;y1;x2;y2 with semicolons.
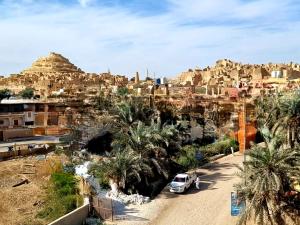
114;154;243;225
150;154;243;225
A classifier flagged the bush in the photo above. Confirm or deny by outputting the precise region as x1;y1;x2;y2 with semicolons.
37;172;83;222
200;138;238;157
175;145;207;170
117;87;129;96
0;89;12;100
89;164;110;189
19;87;34;99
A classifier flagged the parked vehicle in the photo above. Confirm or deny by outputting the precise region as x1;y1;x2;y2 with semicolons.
169;173;197;193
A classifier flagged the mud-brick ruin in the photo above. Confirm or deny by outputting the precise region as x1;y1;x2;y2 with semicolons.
1;53;300;150
0;52;128;141
0;52;128;97
175;59;300;97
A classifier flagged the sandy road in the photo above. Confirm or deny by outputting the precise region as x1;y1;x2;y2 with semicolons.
114;154;243;225
150;154;243;225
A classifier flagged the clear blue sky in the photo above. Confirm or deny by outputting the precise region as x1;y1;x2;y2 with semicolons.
0;0;300;78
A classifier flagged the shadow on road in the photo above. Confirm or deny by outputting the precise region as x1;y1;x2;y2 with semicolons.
113;201;149;222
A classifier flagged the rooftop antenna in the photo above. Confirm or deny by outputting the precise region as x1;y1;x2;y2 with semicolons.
146;68;149;78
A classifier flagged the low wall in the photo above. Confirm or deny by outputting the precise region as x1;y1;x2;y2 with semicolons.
48;204;90;225
0;145;54;161
3;128;33;141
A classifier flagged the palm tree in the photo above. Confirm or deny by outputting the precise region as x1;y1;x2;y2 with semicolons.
235;128;300;225
111;120;178;179
97;150;152;191
276;92;300;147
256;91;300;148
115;100;154;126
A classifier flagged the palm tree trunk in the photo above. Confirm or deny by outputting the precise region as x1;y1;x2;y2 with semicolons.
287;126;291;148
291;125;295;144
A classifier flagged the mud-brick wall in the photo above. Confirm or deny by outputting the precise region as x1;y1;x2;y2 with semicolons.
3;128;33;141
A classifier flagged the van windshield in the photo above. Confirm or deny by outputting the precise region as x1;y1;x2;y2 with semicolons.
173;177;186;182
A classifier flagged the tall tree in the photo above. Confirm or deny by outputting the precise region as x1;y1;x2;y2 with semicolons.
235;128;300;225
93;150;152;191
256;91;300;147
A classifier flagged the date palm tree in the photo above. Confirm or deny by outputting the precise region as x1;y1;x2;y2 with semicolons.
256;91;300;148
115;100;154;126
112;120;178;179
235;128;300;225
97;150;152;191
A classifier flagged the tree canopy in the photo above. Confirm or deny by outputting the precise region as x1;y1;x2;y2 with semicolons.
19;87;34;99
0;89;12;100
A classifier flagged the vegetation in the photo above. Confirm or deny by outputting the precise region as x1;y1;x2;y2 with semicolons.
256;91;300;148
200;138;238;157
87;98;184;194
117;87;129;96
38;171;82;222
235;91;300;225
19;87;34;99
85;96;227;195
93;90;113;111
235;128;300;225
91;150;152;190
176;145;206;170
0;88;12;100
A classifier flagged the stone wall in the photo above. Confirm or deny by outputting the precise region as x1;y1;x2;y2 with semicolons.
48;204;90;225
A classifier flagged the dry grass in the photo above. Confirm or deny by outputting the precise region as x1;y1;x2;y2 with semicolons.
36;157;63;177
0;154;69;225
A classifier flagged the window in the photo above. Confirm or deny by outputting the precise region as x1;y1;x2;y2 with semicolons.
14;120;18;126
25;121;34;126
28;112;32;117
0;120;4;125
173;177;186;182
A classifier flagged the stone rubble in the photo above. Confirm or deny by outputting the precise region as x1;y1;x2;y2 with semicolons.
106;191;151;205
75;161;150;205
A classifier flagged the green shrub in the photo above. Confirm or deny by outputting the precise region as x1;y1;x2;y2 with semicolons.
37;172;83;222
0;89;12;100
175;145;207;170
200;138;238;157
19;87;34;99
117;87;129;96
89;164;110;189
